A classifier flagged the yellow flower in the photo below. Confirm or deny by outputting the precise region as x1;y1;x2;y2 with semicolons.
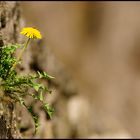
20;27;42;39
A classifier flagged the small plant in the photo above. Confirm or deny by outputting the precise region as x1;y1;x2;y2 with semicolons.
0;27;54;134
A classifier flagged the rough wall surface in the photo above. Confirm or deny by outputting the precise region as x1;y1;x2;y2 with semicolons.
0;1;21;138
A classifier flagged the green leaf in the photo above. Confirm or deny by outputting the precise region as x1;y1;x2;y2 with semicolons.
44;103;54;119
39;91;43;101
37;71;43;78
37;71;55;79
28;105;39;134
0;43;54;133
32;83;41;92
18;96;25;106
43;72;55;79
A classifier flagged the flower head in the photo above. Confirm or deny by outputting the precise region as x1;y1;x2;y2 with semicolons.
20;27;42;39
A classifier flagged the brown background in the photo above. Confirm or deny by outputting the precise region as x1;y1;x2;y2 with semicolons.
19;2;140;138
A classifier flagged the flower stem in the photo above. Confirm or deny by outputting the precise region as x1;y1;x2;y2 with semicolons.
11;38;30;71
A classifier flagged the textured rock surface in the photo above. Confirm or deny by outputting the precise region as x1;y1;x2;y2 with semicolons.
0;1;21;138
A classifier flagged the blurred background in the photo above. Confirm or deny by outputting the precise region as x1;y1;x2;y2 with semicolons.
18;1;140;138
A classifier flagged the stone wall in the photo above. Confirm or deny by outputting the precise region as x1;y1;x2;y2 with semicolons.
0;1;21;138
